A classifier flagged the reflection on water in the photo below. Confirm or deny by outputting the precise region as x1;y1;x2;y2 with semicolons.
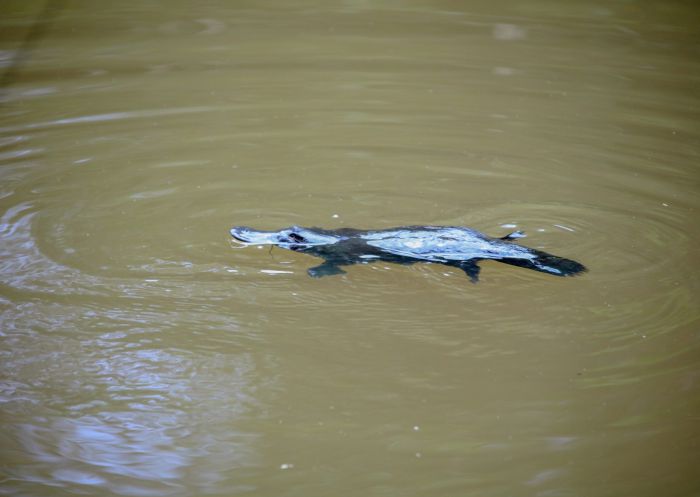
2;298;262;495
1;197;264;495
0;105;237;133
0;202;104;293
1;1;699;496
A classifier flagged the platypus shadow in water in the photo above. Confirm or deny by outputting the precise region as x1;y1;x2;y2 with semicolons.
230;225;586;283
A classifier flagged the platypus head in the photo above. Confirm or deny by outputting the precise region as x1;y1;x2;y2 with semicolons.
230;225;340;249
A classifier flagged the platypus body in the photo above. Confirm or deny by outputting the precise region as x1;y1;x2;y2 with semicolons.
230;225;586;282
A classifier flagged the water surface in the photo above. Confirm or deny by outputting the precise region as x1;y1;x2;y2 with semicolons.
1;1;699;496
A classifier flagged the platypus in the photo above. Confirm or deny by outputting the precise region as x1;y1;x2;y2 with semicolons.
230;225;586;282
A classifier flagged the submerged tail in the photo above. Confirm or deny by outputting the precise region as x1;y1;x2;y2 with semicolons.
499;249;587;277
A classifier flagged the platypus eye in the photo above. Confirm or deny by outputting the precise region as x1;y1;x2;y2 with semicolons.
289;233;305;243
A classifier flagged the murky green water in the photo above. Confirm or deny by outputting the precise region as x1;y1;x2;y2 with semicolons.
1;1;699;496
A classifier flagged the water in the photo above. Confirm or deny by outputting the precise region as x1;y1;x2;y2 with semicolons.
1;1;699;496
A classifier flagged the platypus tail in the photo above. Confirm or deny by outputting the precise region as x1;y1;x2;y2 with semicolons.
499;249;587;277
